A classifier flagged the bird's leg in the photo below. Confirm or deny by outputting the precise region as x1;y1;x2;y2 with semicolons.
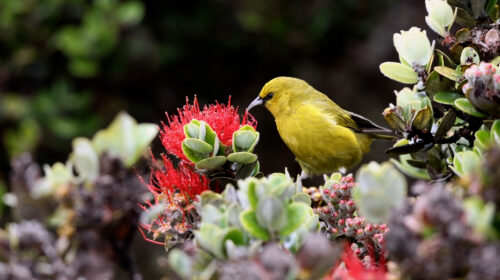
338;167;347;175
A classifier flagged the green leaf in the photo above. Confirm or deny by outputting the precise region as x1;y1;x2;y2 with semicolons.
232;125;260;153
379;62;418;84
455;28;471;43
460;47;480;65
195;156;227;170
463;196;498;239
390;156;431;180
222;228;245;247
183;137;213;155
425;71;455;96
234;131;257;151
292;193;312;205
196;224;225;258
433;91;464;105
475;130;492;151
491;120;500;144
454;7;477;27
242;178;258;209
453;150;481;176
240;209;269;240
182;142;205;163
227;152;258;164
486;0;497;14
70;137;99;182
383;107;406;131
304;214;320;232
406;159;427;168
278;203;309;236
454;98;487;118
92;112;158;167
412;106;433;131
434;66;464;81
471;0;487;18
354;162;407;223
435;110;456;140
255;196;287;232
168;249;192;278
184;122;200;138
490;56;500;66
435;49;457;68
131;123;158;166
450;43;465;63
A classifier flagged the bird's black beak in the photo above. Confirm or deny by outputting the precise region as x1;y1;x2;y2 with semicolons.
247;96;263;111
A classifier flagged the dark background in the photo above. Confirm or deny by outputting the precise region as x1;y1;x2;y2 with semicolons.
0;0;426;277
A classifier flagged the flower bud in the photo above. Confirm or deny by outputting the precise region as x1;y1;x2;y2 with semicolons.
70;137;99;183
393;27;433;66
232;125;260;153
462;62;500;116
394;87;434;130
425;0;454;37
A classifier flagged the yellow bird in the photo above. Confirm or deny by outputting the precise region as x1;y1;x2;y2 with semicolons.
247;77;393;176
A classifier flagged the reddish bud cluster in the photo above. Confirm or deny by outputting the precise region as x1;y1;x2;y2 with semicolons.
463;62;500;99
313;174;388;262
160;96;257;162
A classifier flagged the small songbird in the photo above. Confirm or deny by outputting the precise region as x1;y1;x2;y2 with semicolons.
247;77;393;176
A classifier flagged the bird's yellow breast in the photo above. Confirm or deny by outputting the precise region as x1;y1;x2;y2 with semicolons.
274;103;371;175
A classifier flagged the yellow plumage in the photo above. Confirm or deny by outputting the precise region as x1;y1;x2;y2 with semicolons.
248;77;392;176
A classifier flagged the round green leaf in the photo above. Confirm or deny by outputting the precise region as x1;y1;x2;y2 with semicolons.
379;62;418;84
454;98;487;118
222;228;245;247
234;131;257;151
292;193;312;205
460;47;480;65
195;156;227;170
256;196;287;232
433;91;464;105
425;70;455;96
183;138;213;154
278;202;309;236
475;130;492;151
434;66;464;82
412;106;433;131
227;152;258;164
240;209;269;240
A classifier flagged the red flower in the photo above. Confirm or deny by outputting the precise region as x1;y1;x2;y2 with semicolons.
148;152;209;203
328;245;387;280
160;96;257;162
138;152;209;244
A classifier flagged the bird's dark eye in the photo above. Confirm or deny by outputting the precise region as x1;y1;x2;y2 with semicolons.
263;92;274;102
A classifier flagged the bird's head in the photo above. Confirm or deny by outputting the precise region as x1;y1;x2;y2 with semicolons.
247;76;309;116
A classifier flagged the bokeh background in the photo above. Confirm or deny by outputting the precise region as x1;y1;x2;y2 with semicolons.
0;0;427;277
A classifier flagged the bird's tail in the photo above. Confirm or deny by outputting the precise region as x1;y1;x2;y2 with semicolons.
368;133;397;140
